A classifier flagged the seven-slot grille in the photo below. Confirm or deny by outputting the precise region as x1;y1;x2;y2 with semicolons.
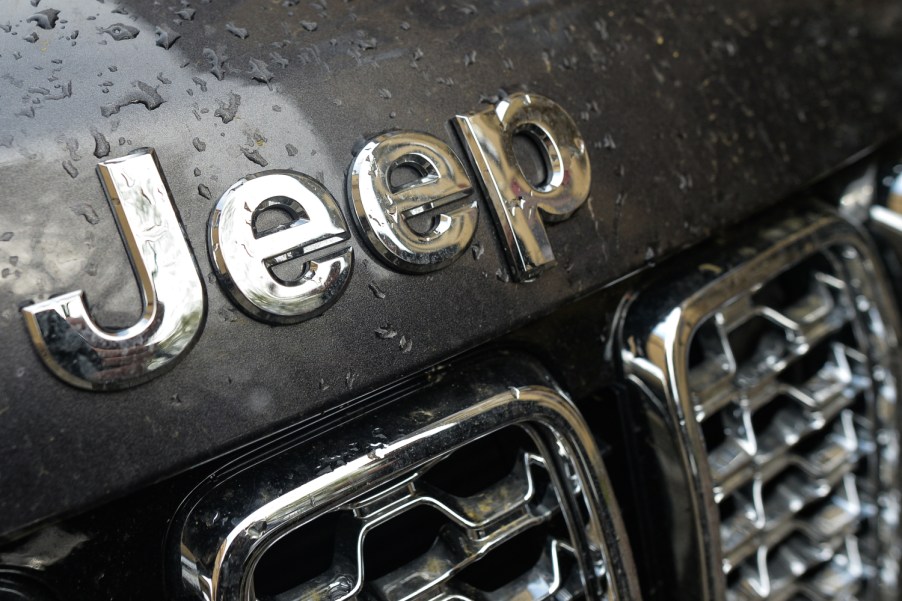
173;365;640;601
691;251;885;599
620;209;900;601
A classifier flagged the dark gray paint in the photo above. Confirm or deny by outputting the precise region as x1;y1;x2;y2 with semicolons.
0;0;901;537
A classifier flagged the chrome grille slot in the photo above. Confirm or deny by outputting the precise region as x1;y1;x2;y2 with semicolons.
621;208;901;600
172;361;640;601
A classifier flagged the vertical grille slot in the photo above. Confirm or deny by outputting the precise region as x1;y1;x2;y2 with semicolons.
621;208;900;601
692;251;885;599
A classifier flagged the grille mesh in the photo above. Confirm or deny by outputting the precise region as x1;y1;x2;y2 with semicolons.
687;247;892;600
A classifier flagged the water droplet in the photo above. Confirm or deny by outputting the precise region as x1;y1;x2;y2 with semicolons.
192;137;206;152
154;24;180;49
99;23;139;41
24;32;39;43
90;127;110;158
248;58;273;85
241;147;267;167
27;9;60;30
191;76;208;92
198;184;211;200
62;160;78;178
203;48;227;80
71;203;99;224
100;81;164;117
301;20;318;32
375;325;397;339
225;22;248;39
368;282;386;299
0;232;13;242
214;92;240;123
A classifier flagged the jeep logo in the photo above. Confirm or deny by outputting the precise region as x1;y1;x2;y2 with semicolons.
21;92;591;390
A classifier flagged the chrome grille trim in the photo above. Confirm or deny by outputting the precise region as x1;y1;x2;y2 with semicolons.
620;206;901;600
170;358;640;601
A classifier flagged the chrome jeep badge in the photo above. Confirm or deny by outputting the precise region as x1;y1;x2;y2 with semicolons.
456;93;591;281
21;149;206;391
208;170;353;324
22;92;592;390
348;131;477;273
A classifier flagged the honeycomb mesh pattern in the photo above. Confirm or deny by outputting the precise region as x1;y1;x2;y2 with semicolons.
252;425;603;601
685;248;893;600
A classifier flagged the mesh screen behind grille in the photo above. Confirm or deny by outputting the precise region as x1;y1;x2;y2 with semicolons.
688;250;887;600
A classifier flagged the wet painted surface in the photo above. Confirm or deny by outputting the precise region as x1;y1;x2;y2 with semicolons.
0;0;901;536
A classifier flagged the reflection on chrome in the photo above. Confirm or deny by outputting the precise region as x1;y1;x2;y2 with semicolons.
20;148;206;391
171;359;640;601
455;92;591;281
207;170;353;324
348;131;477;273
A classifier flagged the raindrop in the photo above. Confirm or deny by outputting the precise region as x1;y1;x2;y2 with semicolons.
301;20;318;32
214;92;240;123
62;160;78;178
154;24;180;49
71;203;99;224
24;32;39;43
368;282;386;299
286;143;297;156
226;23;248;39
241;147;268;167
194;168;201;176
191;76;207;92
203;48;227;80
176;8;195;21
248;58;273;85
99;23;139;41
192;137;206;152
90;127;110;158
375;325;397;339
399;336;413;353
100;81;164;117
198;184;212;200
0;233;13;242
27;9;60;30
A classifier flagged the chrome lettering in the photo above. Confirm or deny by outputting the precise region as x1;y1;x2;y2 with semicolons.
207;170;353;324
455;92;591;281
348;131;476;273
21;148;206;390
